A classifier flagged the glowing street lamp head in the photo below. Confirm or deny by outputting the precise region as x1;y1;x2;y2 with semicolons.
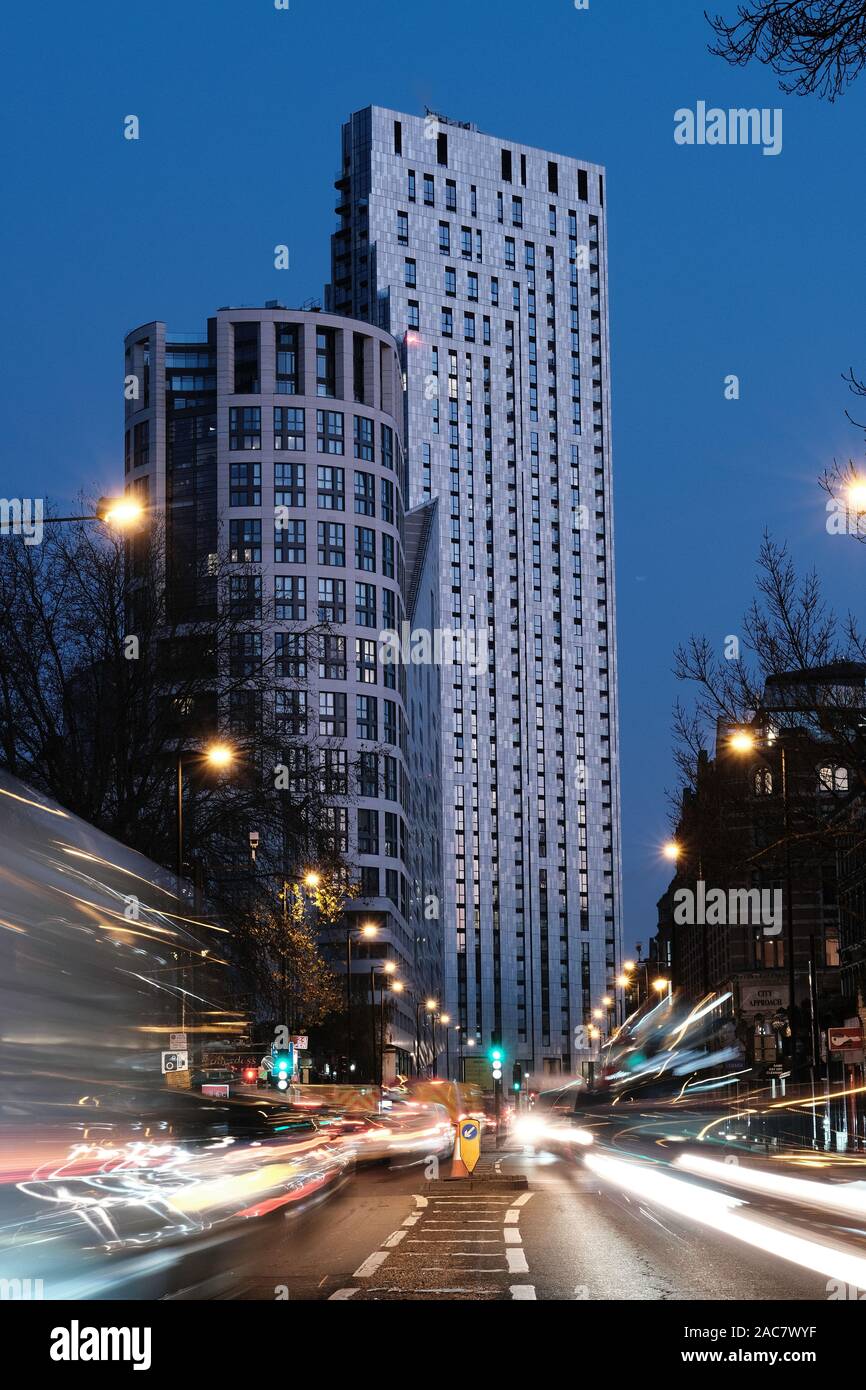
623;960;635;973
425;998;437;1012
729;729;757;755
97;495;145;529
592;1008;603;1020
383;960;397;975
616;974;630;989
847;477;866;511
601;995;613;1008
205;742;234;768
653;977;669;994
391;980;405;993
303;870;321;889
440;1013;451;1025
663;840;681;862
360;921;378;939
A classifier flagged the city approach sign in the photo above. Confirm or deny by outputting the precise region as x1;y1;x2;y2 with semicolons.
458;1119;481;1173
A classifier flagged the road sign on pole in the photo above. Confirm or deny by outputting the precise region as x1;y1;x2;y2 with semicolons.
161;1050;189;1073
828;1026;863;1052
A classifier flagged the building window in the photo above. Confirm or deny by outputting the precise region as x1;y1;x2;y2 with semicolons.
355;525;375;572
407;300;420;329
275;459;305;507
407;170;416;201
359;751;378;798
438;221;451;254
317;464;345;510
380;477;394;523
468;271;478;301
318;521;345;566
441;307;453;337
275;574;305;621
322;806;348;854
229;574;262;620
229;518;261;562
437;131;448;166
445;266;456;296
356;694;378;741
316;328;336;396
753;766;773;796
133;420;149;469
317;409;345;454
229;632;262;678
445;178;457;210
354;415;374;461
233;321;259;394
393;119;402;155
274;518;305;564
355;581;376;627
275;323;300;393
354;470;375;515
512;195;523;227
275;632;306;679
405;257;417;288
276;689;306;736
319;634;346;681
229;460;261;507
381;425;394;472
397;210;409;244
358;808;379;855
229;406;261;450
319;690;347;737
381;533;395;578
461;226;472;259
818;764;849;794
423;174;434;205
274;405;304;451
356;637;377;683
318;577;346;623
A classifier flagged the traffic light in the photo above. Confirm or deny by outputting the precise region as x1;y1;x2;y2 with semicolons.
271;1049;293;1090
512;1062;523;1092
489;1033;504;1083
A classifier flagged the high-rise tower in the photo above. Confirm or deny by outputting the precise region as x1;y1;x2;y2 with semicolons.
327;107;623;1076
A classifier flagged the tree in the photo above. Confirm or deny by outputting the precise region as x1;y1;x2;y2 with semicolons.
0;503;356;1022
706;1;866;100
672;534;866;798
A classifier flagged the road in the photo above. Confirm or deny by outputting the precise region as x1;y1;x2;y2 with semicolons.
176;1138;831;1302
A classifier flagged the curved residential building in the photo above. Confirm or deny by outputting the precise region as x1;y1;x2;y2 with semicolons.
123;306;443;1077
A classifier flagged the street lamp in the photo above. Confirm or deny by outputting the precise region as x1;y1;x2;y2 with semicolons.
176;741;236;884
846;477;866;511
43;496;147;530
439;1013;451;1079
662;840;682;862
344;919;377;1081
729;725;799;1071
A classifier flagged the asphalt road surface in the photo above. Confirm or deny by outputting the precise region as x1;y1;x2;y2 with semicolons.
176;1142;830;1302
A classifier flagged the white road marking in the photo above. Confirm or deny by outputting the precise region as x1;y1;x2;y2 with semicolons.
506;1248;529;1274
504;1210;520;1224
402;1213;421;1227
412;1194;429;1207
353;1251;391;1278
511;1193;534;1207
329;1288;359;1300
510;1285;536;1300
504;1228;522;1245
383;1229;407;1248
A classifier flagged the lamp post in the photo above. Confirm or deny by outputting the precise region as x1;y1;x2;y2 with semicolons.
344;920;377;1081
176;742;235;886
277;869;320;1034
440;1014;451;1080
729;728;799;1074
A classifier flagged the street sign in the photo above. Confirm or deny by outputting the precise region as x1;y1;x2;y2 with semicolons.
161;1050;189;1073
828;1027;864;1052
766;1065;790;1077
291;1035;309;1051
169;1032;187;1050
202;1083;230;1098
458;1118;481;1174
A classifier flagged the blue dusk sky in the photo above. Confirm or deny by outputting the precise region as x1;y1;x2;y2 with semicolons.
2;0;864;951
